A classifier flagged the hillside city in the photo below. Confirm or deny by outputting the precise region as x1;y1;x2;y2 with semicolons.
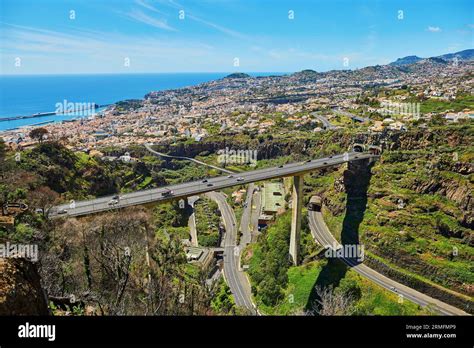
2;53;473;151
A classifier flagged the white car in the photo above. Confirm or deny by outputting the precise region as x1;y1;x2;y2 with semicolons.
108;199;119;206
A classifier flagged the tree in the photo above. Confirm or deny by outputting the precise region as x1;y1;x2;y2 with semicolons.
0;137;11;182
40;206;216;316
148;233;187;314
336;278;362;301
27;186;60;218
0;169;37;208
249;212;291;306
41;208;150;315
211;280;235;314
86;209;148;315
429;114;445;126
308;285;355;316
29;128;48;143
0;137;6;162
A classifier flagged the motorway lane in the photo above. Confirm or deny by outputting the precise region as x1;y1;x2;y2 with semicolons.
187;196;199;247
51;152;376;218
308;211;468;316
207;192;254;311
54;151;356;212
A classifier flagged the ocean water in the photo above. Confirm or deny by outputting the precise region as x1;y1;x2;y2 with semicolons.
0;72;284;131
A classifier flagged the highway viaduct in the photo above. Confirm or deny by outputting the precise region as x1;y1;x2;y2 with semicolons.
50;149;379;265
48;146;472;315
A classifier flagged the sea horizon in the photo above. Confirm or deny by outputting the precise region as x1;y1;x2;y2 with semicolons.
0;71;291;77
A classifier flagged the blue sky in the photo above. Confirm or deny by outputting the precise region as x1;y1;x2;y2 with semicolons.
0;0;473;74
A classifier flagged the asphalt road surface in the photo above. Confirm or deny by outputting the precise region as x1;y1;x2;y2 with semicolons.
333;108;371;123
311;112;336;130
308;210;468;316
145;143;233;174
187;196;199;247
207;192;255;312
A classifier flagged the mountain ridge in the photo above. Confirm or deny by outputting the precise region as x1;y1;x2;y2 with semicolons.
390;49;474;66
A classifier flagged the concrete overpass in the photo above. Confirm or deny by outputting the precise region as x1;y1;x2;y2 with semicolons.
50;151;379;265
333;108;371;123
48;147;469;315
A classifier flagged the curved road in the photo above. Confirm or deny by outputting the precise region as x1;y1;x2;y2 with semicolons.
310;112;336;130
187;196;199;247
145;143;233;174
207;192;255;312
308;210;468;316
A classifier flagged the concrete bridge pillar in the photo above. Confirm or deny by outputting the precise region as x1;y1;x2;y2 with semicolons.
289;174;304;265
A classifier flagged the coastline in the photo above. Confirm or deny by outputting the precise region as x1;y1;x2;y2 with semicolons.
0;104;110;122
0;72;285;127
0;106;108;133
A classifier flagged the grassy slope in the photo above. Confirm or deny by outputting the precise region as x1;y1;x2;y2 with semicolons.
309;130;473;297
256;260;429;315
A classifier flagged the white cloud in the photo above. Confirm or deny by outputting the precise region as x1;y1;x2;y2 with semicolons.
126;9;176;31
0;24;218;74
187;14;247;40
135;0;165;14
427;26;441;33
138;0;248;40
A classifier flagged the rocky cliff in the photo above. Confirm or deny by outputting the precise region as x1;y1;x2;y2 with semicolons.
0;258;49;315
